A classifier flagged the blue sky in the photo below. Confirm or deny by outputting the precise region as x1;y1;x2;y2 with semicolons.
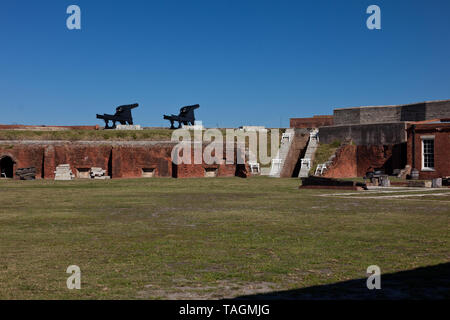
0;0;449;127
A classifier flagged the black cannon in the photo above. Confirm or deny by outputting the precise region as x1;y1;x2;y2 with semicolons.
15;167;36;180
364;168;388;186
96;103;139;129
163;104;199;129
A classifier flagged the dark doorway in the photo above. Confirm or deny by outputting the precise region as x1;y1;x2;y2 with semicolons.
172;162;178;178
0;156;14;178
108;150;113;179
235;164;247;178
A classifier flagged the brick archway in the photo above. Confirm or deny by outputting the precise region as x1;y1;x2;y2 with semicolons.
0;155;15;178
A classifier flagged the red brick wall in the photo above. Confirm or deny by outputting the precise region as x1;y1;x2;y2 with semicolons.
175;161;238;178
174;145;247;178
323;145;358;178
358;145;403;176
111;145;172;178
0;144;46;178
0;142;246;179
290;116;334;129
323;144;406;178
52;145;111;179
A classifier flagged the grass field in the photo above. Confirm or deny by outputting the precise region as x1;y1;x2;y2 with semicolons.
0;177;449;299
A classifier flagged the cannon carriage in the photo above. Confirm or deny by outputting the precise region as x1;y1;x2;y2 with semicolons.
96;103;139;129
163;104;199;129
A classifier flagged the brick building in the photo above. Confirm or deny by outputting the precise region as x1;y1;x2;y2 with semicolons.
289;99;450;179
407;121;450;179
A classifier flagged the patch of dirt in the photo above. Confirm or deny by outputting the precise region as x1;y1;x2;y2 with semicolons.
136;280;279;300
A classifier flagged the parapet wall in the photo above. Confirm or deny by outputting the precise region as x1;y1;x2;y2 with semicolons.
290;116;334;129
0;125;99;130
333;100;450;126
319;122;407;145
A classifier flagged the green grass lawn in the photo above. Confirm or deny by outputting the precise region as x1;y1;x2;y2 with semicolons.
0;177;449;299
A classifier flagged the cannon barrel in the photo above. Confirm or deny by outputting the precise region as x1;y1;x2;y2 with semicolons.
116;103;139;111
96;114;117;120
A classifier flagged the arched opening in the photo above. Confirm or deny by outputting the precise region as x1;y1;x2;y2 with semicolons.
0;156;14;178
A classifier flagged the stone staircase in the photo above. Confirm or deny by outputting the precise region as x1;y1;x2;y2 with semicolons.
298;129;319;178
269;129;295;177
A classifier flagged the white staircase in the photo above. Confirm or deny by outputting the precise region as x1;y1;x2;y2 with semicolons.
269;129;295;177
298;129;319;178
315;163;327;176
314;152;336;176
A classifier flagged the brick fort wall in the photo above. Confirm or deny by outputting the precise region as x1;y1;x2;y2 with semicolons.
0;141;248;179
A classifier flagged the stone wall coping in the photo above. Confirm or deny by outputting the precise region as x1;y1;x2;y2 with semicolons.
333;99;450;111
318;122;407;128
0;140;244;147
0;140;178;146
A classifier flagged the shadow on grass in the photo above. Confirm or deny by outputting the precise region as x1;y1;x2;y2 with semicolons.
234;263;450;300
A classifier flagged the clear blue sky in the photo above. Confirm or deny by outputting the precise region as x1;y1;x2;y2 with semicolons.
1;0;449;127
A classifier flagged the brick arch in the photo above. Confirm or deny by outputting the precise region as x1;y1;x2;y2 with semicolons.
0;154;16;178
0;153;16;161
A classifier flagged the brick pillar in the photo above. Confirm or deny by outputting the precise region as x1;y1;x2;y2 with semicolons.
44;145;56;179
